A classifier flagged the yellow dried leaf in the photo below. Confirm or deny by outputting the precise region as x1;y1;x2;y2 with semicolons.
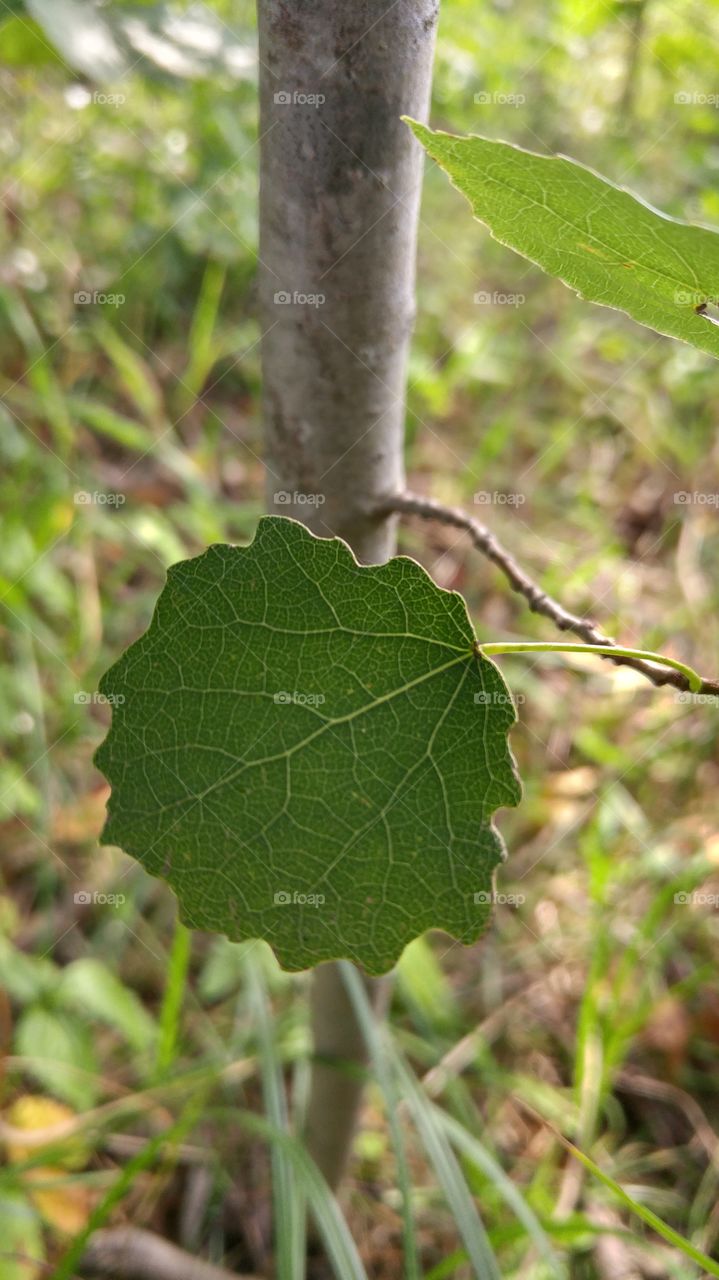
5;1095;86;1170
25;1167;91;1236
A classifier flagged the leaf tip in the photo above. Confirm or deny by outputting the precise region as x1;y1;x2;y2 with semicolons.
402;116;430;143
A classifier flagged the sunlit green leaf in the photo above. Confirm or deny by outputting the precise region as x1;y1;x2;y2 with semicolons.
408;120;719;360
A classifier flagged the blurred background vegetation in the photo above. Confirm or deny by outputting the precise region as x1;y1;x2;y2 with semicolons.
1;1;719;1276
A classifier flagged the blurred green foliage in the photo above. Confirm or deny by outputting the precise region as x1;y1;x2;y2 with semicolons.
1;0;719;1275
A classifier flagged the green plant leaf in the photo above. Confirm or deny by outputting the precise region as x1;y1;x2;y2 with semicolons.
0;934;59;1004
95;516;520;975
14;1008;98;1110
57;958;157;1053
407;120;719;360
0;1192;45;1280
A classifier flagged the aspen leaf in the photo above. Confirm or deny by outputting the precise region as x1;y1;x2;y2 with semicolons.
96;517;521;975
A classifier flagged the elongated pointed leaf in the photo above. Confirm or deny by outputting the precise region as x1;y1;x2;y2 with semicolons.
408;120;719;360
95;516;520;975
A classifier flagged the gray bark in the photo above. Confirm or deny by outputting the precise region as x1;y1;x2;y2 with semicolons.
258;0;438;563
257;0;437;1193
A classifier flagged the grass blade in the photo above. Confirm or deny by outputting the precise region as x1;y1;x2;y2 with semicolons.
176;259;226;412
52;1095;207;1280
563;1138;719;1276
244;950;305;1280
340;962;422;1280
236;1110;369;1280
0;286;73;453
437;1110;566;1277
155;919;192;1079
518;1096;719;1277
393;1056;503;1280
95;321;164;426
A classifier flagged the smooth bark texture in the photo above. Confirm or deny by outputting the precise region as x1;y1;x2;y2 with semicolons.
258;0;438;560
304;961;391;1192
257;0;437;1190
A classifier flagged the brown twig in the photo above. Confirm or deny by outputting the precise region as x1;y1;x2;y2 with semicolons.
80;1227;257;1280
379;490;719;697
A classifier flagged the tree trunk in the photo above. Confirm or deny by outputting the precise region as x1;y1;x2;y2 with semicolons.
257;0;438;1191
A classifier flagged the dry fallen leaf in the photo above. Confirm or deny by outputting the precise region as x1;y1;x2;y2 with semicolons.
4;1095;92;1234
24;1166;91;1235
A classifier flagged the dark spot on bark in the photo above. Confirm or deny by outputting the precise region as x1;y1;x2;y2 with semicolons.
270;3;304;52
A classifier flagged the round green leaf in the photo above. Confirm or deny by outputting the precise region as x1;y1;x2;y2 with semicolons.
95;517;521;975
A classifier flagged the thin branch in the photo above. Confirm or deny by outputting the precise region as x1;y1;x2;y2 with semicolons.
378;490;719;697
80;1227;257;1280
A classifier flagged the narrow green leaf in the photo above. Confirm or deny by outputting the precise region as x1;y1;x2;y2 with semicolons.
155;920;191;1077
245;951;306;1280
407;120;719;360
437;1112;566;1277
0;935;58;1004
0;287;73;451
51;1097;207;1280
392;1057;502;1280
396;935;460;1034
94;322;164;427
518;1094;719;1276
341;963;421;1280
237;1110;369;1280
563;1138;719;1276
198;937;256;1002
176;259;226;410
68;397;157;453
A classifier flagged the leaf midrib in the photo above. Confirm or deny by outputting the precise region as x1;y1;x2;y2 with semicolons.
136;649;474;812
443;141;704;297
